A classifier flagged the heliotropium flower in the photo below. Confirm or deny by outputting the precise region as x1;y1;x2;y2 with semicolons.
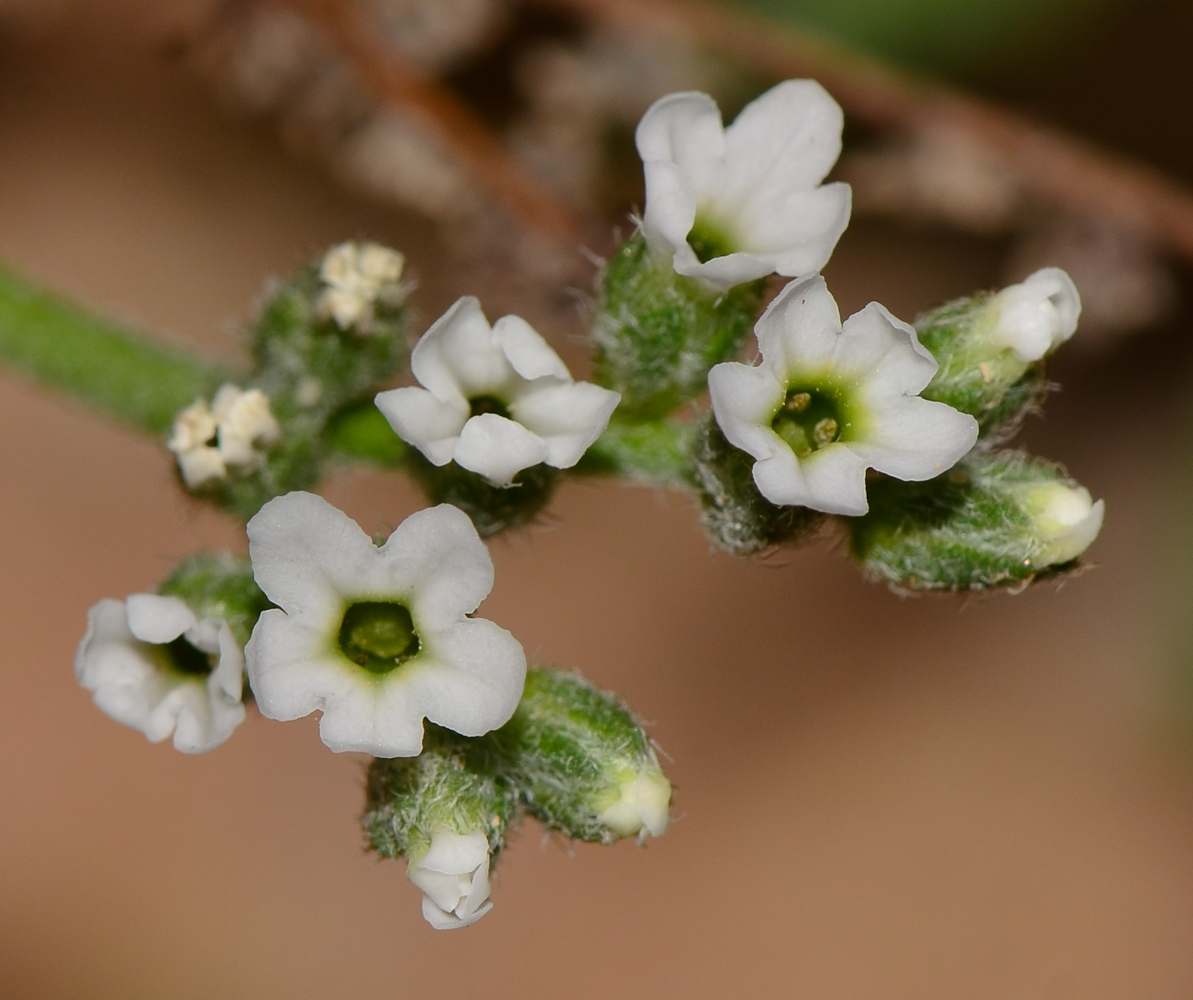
407;828;494;930
167;384;281;488
1013;479;1105;568
244;492;526;757
75;594;246;753
375;296;621;486
636;79;852;291
709;274;979;516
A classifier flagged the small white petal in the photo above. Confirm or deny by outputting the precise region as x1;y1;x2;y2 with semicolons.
126;593;196;644
991;267;1082;362
411;297;515;401
672;249;777;288
175;446;226;489
635;90;726;204
740;183;853;277
708;361;786;460
835;304;937;396
721;79;845;207
641;160;700;261
782;443;870;516
453;413;548;486
756;274;843;378
851;397;978;482
512;381;621;469
374;385;469;467
409;830;494;930
494;314;571;381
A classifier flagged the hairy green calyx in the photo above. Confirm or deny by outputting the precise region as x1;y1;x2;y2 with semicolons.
338;601;420;674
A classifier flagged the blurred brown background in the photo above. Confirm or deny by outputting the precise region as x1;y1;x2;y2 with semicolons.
4;1;1193;997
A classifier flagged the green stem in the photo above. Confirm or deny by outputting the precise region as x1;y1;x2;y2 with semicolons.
0;263;236;434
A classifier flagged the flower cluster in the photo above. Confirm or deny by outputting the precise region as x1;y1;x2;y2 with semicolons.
68;74;1106;935
168;384;280;488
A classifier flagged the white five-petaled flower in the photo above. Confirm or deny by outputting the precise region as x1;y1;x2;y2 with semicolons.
244;492;526;757
988;267;1082;363
375;297;621;487
407;828;494;930
636;79;852;291
168;384;281;489
709;274;979;516
75;594;246;753
317;241;406;331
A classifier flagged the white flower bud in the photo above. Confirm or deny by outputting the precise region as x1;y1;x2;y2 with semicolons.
1015;480;1105;567
406;828;493;930
989;268;1081;363
167;385;280;488
317;241;406;331
595;759;672;840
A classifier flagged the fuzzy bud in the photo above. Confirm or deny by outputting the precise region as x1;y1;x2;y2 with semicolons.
157;553;271;649
362;726;519;929
849;451;1104;591
914;269;1080;442
593;232;764;418
496;668;673;844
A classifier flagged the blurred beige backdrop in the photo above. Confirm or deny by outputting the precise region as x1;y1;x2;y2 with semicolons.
3;3;1193;998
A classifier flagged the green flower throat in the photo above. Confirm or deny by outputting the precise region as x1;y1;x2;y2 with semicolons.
771;386;849;457
339;601;421;675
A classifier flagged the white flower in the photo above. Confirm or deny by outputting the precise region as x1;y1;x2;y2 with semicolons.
988;267;1081;362
407;828;494;930
75;594;246;753
375;297;621;486
244;492;526;757
596;756;672;840
167;384;281;488
317;241;406;330
1015;480;1105;567
709;274;979;516
636;79;852;291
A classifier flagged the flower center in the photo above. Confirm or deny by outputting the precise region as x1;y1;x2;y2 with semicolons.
162;636;215;677
468;395;510;420
771;387;845;458
687;216;736;263
338;601;421;675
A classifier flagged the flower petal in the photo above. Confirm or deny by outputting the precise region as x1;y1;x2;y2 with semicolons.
835;303;937;396
244;610;344;721
247;492;378;626
416;617;527;738
453;413;548;486
126;593;196;644
741;182;852;277
754;274;842;377
512;380;621;469
411;296;513;401
796;444;871;515
672;249;777;289
721;79;845;212
380;503;495;630
641;160;699;257
375;385;469;467
317;676;426;756
494;314;570;381
849;396;978;481
635;90;725;203
708;361;786;461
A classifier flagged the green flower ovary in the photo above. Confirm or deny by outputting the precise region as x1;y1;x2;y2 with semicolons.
338;601;421;675
771;383;855;457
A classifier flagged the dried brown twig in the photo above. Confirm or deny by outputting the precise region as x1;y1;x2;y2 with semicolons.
545;0;1193;261
280;0;585;247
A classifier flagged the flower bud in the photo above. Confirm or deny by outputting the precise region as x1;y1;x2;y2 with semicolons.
915;269;1080;441
362;726;519;929
593;232;764;418
496;668;673;844
850;451;1104;591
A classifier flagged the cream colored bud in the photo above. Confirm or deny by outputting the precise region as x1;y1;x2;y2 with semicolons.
596;759;672;839
1016;480;1105;567
990;268;1081;363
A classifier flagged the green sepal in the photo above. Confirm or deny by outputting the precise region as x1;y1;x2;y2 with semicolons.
406;451;560;539
692;414;825;555
849;451;1100;592
493;668;671;844
593;231;764;417
915;293;1048;443
362;724;521;862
